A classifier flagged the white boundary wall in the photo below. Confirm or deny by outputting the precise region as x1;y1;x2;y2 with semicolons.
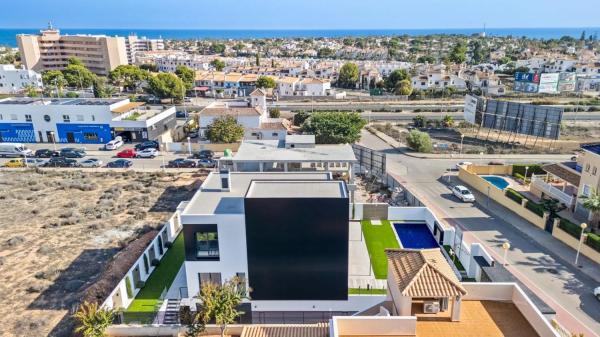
101;206;184;310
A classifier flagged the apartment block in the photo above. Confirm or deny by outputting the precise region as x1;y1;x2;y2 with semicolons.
125;35;164;64
17;26;128;76
0;64;43;94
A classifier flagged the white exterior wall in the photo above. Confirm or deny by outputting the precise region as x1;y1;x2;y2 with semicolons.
199;115;261;132
180;214;248;298
0;65;43;94
251;295;385;312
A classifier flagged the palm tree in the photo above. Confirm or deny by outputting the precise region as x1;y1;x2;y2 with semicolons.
73;301;116;337
582;189;600;231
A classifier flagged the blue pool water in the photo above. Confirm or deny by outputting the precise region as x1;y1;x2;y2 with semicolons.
482;175;510;190
393;223;439;249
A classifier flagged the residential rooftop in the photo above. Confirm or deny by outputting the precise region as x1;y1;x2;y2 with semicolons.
0;97;124;106
228;140;357;163
246;180;347;199
581;142;600;156
182;172;334;215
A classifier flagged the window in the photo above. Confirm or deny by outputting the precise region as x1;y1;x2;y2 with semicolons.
593;167;598;176
76;114;84;121
0;114;3;120
272;132;278;137
196;231;219;258
91;115;95;121
25;114;32;122
10;114;17;120
62;115;70;123
84;132;98;141
582;184;591;197
199;273;222;288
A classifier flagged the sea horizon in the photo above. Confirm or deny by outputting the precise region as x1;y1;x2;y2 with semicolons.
1;27;599;47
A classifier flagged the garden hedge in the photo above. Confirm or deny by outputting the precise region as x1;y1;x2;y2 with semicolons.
512;164;545;178
505;188;525;204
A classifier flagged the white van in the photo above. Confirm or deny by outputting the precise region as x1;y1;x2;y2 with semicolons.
0;143;33;157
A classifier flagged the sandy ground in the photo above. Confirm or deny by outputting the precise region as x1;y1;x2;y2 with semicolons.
0;169;204;337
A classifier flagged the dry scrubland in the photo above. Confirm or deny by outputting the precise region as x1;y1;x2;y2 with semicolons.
0;169;203;337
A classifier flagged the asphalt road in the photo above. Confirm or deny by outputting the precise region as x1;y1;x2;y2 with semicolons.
359;111;600;121
359;130;600;337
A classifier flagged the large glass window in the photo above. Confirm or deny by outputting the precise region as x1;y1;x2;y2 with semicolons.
196;231;219;258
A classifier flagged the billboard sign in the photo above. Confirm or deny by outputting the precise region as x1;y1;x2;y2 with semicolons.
538;73;559;94
463;94;479;124
558;73;576;92
514;81;539;93
515;72;540;83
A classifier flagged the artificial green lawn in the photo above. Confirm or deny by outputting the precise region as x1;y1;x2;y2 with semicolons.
360;220;400;279
125;233;185;316
348;288;388;295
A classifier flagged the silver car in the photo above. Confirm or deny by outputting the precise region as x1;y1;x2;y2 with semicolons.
80;158;103;168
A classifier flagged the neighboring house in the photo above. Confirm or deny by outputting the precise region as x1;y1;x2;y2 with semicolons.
0;65;43;94
0;97;175;144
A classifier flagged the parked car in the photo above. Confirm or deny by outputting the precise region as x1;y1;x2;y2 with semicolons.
25;158;47;167
455;161;473;170
176;111;188;119
35;149;59;158
488;160;505;166
197;159;216;168
136;148;159;158
188;130;199;138
104;137;124;150
116;148;137;158
106;159;133;168
452;185;475;202
80;158;103;168
44;157;80;167
594;286;600;301
167;158;197;168
135;140;159;151
3;158;24;168
60;148;86;158
192;150;214;159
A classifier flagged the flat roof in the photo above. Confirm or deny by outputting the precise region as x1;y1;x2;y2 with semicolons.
246;180;347;198
230;140;357;163
286;134;315;144
0;97;124;106
581;143;600;156
182;172;333;215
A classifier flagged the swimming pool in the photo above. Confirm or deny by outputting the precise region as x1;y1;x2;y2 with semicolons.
393;222;439;249
482;175;510;190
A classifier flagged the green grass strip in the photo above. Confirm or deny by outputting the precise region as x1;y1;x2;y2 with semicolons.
360;220;400;279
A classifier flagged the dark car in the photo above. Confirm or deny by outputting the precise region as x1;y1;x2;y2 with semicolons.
176;111;188;119
488;160;505;166
106;159;133;168
167;158;197;168
135;140;160;151
60;148;86;158
192;149;214;159
188;130;199;138
44;157;80;167
35;149;59;158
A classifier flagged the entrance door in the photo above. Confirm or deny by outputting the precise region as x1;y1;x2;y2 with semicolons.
545;216;555;233
66;132;75;143
38;131;44;142
46;131;55;143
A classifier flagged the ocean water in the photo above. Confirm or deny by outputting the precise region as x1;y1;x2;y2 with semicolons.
1;27;598;47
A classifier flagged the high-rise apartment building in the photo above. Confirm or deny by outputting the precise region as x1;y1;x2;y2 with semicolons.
125;35;164;64
17;25;128;76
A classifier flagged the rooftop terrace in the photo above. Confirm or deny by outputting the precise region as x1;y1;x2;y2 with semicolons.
0;97;124;106
230;140;357;163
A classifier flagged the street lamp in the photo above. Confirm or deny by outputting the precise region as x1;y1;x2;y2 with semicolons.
187;137;192;156
575;223;588;266
161;151;166;173
502;241;511;266
50;131;57;151
460;134;465;155
524;166;529;184
479;151;484;162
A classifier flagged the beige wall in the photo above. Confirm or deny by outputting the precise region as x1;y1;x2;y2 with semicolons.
578;150;600;196
551;222;600;264
17;35;42;72
466;164;513;176
458;167;547;230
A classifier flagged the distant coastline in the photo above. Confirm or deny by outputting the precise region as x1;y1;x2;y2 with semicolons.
1;27;599;47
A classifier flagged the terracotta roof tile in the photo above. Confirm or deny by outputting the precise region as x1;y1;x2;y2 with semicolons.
241;323;329;337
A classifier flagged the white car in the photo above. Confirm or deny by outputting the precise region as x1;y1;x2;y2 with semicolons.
105;137;124;150
24;158;47;167
455;161;473;170
136;148;159;158
452;185;475;202
594;286;600;301
80;158;103;168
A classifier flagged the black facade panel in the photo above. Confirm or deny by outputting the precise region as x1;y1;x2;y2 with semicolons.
244;197;349;301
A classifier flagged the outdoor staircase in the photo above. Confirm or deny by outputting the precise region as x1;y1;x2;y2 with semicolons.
162;299;180;325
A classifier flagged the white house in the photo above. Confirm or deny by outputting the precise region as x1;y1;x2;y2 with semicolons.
0;65;43;94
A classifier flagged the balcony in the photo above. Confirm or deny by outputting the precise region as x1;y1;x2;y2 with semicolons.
531;175;576;207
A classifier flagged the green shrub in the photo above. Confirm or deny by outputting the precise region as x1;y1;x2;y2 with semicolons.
585;232;600;253
525;200;544;217
514;173;526;182
512;164;545;177
505;188;524;204
406;130;433;153
558;218;582;238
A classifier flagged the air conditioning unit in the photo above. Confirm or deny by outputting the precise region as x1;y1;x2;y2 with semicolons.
423;301;440;314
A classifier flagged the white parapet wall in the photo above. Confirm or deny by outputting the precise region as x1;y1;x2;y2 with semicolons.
462;283;560;337
251;295;387;313
330;316;417;336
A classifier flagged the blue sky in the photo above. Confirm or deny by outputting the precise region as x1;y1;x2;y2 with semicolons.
1;0;599;29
